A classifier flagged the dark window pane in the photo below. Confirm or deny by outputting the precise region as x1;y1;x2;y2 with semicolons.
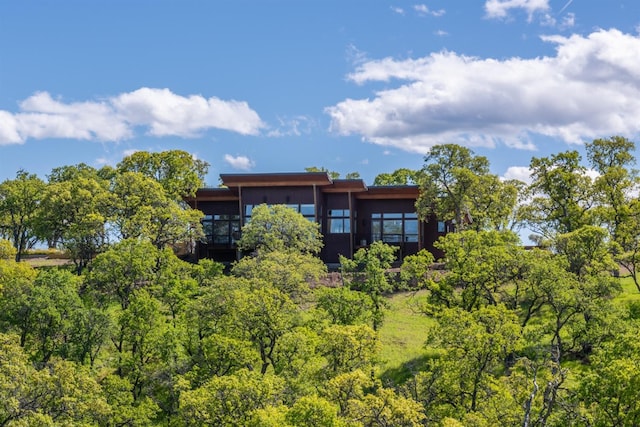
383;219;402;234
371;221;381;241
300;204;315;216
329;219;344;233
405;220;418;234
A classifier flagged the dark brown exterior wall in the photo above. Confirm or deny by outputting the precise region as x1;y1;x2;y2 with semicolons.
320;192;353;264
354;198;414;263
196;200;239;262
188;176;447;267
240;186;317;207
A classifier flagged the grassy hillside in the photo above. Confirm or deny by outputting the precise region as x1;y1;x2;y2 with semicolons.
378;289;435;383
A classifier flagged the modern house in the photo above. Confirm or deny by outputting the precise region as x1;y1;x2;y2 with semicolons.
186;172;449;267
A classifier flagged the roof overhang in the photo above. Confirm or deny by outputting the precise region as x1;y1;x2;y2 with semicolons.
321;179;367;193
220;172;333;187
355;186;420;200
186;187;238;202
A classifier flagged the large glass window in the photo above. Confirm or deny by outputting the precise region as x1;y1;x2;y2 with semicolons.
371;212;419;243
244;203;316;222
328;209;350;234
202;214;240;245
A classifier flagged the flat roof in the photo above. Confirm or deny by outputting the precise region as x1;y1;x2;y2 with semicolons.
355;186;420;199
187;173;420;202
321;179;367;193
220;172;333;187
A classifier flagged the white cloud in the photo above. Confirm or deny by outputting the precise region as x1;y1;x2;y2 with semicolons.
413;4;445;17
267;115;316;137
224;154;255;171
503;166;532;183
541;11;574;29
485;0;550;22
434;29;449;37
112;88;264;137
15;92;131;142
414;4;429;14
346;43;368;66
326;29;640;154
0;111;22;144
390;6;405;15
561;12;575;29
0;88;264;145
122;149;140;158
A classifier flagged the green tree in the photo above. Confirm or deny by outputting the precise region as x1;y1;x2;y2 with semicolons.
614;199;640;291
231;285;299;375
232;249;327;302
416;144;494;231
100;374;160;426
400;249;435;291
585;137;640;291
117;149;209;199
340;241;397;331
86;239;159;310
373;168;420;186
178;369;284;427
22;269;85;365
319;324;378;375
344;387;425;427
0;239;17;260
35;165;112;273
0;170;46;261
305;166;341;180
418;305;522;419
0;259;38;346
578;325;640;426
0;333;112;426
111;171;204;249
431;230;523;311
113;289;171;402
271;326;323;400
465;174;521;231
520;150;595;239
553;225;617;278
66;305;111;367
285;395;343;427
344;172;361;179
586;136;638;242
323;369;373;416
316;286;373;326
180;276;258;385
154;247;199;321
238;204;323;255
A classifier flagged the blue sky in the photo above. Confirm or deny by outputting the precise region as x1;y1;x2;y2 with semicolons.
1;0;640;187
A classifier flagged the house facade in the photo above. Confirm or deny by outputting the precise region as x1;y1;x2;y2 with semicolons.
186;172;448;266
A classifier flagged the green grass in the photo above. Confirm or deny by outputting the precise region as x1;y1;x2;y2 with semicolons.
22;257;72;268
614;275;640;304
376;275;640;385
377;289;435;383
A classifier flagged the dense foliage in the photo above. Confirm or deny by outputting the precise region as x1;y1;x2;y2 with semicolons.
0;140;640;425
